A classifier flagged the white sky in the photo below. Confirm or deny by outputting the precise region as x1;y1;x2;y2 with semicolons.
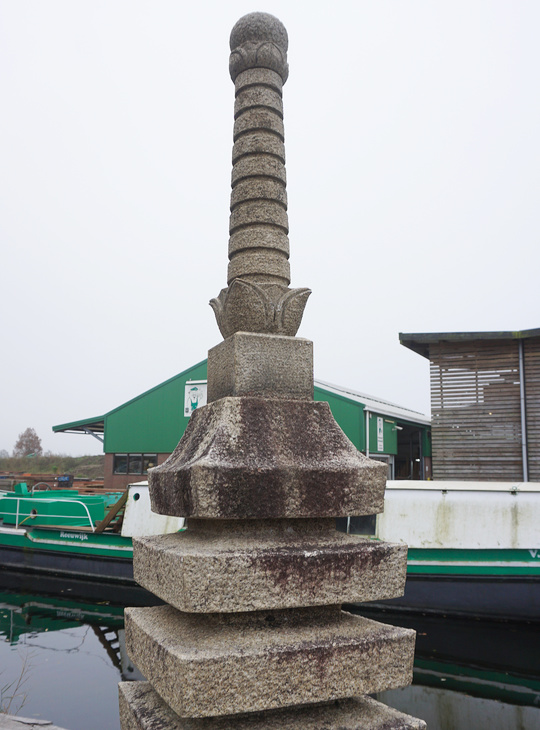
1;1;539;456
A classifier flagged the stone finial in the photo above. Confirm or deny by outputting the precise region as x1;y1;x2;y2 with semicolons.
210;12;310;340
229;12;289;82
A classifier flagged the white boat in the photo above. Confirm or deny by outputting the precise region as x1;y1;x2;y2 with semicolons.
351;480;540;621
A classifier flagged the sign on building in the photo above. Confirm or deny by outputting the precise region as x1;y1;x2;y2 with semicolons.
377;416;384;452
184;380;207;417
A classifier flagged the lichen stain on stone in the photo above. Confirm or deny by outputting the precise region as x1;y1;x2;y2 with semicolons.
251;542;390;593
264;640;370;696
147;403;214;515
147;397;386;518
215;466;289;519
131;688;170;730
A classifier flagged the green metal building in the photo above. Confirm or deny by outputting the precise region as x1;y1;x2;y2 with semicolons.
54;360;431;490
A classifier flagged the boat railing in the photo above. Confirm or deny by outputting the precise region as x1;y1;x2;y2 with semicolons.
31;482;53;493
5;496;97;532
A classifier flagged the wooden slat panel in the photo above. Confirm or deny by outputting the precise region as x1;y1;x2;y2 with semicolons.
429;339;525;481
524;338;540;481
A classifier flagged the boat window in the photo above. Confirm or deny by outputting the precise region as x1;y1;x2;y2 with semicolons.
113;454;128;474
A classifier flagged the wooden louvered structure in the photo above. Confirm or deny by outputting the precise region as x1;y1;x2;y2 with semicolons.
400;329;540;481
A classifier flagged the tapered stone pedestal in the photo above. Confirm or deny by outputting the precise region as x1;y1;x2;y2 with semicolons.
148;397;385;519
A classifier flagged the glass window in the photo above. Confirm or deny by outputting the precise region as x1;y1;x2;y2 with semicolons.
113;454;128;474
143;454;157;473
128;454;143;474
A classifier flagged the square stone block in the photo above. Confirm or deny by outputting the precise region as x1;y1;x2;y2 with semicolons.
133;521;408;612
207;332;313;402
119;682;426;729
124;605;415;718
149;397;387;519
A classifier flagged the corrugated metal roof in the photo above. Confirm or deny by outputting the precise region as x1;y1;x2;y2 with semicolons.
400;327;540;359
52;416;105;434
314;379;430;425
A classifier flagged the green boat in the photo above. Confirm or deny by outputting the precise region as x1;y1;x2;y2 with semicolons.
0;482;184;583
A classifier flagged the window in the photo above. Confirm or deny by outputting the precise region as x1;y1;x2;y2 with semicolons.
143;454;157;472
113;454;128;474
128;454;142;474
113;453;157;475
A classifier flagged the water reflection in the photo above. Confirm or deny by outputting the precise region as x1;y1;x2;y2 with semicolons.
0;571;158;730
1;571;539;730
352;606;540;730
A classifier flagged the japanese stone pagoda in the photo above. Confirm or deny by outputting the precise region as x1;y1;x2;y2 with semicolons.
119;12;425;730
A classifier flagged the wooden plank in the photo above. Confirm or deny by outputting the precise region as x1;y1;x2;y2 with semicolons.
94;490;129;533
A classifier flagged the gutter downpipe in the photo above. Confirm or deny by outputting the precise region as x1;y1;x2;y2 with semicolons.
518;339;529;482
365;409;370;458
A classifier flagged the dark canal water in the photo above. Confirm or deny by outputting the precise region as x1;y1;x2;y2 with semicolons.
1;570;539;730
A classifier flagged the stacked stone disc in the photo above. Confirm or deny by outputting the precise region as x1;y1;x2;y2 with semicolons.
119;12;426;730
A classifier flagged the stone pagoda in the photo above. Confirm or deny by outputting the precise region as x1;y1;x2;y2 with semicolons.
119;12;426;730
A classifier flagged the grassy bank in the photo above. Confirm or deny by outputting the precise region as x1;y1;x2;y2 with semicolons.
0;455;105;480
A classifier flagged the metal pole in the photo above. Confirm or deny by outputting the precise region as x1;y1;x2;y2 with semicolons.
518;339;529;482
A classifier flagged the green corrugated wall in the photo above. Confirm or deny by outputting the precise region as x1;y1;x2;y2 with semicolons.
314;386;364;450
103;363;428;458
104;361;207;453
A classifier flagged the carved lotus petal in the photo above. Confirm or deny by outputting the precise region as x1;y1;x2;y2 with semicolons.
276;287;311;336
210;279;311;339
210;279;271;339
229;41;289;82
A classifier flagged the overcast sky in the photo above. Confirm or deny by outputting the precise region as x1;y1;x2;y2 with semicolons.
2;1;539;456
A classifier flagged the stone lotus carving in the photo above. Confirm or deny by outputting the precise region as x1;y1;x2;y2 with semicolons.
229;41;289;82
210;279;311;339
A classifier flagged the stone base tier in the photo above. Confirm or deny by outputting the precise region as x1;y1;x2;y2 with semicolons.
124;605;415;718
207;332;314;403
148;397;386;519
133;520;407;612
119;682;427;729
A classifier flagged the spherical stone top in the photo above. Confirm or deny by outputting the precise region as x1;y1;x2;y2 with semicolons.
230;12;288;53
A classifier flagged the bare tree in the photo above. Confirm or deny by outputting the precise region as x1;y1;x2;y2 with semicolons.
13;428;43;457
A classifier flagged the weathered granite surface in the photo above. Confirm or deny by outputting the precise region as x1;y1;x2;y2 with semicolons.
210;13;310;339
133;523;407;612
123;10;423;730
207;332;313;402
229;12;289;83
119;682;427;729
210;280;311;339
125;605;415;718
148;397;387;519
